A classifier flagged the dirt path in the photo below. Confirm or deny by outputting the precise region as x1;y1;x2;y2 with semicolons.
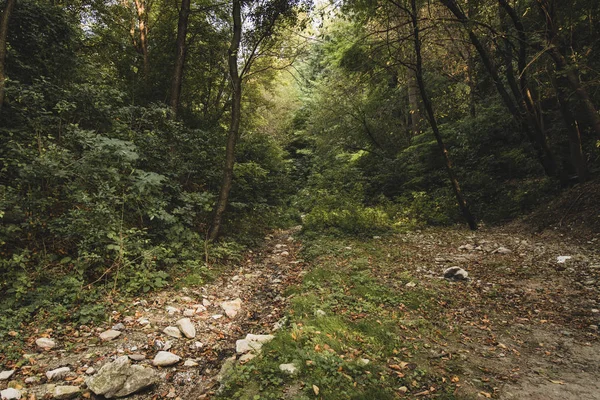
10;227;304;400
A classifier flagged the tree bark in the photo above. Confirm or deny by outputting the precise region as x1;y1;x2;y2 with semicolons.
0;0;16;110
169;0;191;119
410;0;477;230
407;65;421;135
208;0;242;241
441;0;558;178
133;0;149;78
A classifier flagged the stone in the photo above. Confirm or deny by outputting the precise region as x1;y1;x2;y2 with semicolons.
194;342;203;349
211;314;223;319
0;388;21;400
176;318;196;338
443;267;469;281
280;251;289;257
494;247;512;254
36;338;56;350
221;298;243;318
557;256;572;263
99;330;121;341
112;323;125;331
24;376;40;384
279;363;297;375
85;356;158;398
85;367;95;375
180;296;193;303
166;306;179;315
194;305;207;313
128;354;145;361
239;353;255;364
0;370;15;381
152;351;181;367
358;358;370;365
315;309;326;318
52;386;80;399
398;386;408;393
235;334;275;354
458;244;475;251
405;282;417;288
183;309;195;317
137;317;150;326
46;367;71;381
163;326;182;338
202;299;211;307
183;360;198;367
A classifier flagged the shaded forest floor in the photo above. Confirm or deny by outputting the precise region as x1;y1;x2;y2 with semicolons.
2;185;600;399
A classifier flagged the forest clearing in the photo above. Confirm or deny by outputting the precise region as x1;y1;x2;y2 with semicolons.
1;0;600;398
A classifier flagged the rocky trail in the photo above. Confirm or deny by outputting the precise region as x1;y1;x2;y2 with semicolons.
1;223;600;399
0;228;305;400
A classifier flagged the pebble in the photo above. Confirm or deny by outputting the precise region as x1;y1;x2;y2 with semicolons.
0;370;15;381
99;329;121;341
166;306;179;315
194;342;203;349
176;318;196;338
35;338;56;350
152;351;181;367
137;317;150;326
46;366;71;381
202;299;211;307
0;388;21;400
163;326;182;338
128;354;146;361
236;334;275;354
180;296;193;303
211;314;223;319
85;367;95;375
183;360;198;367
239;353;255;364
183;309;195;317
494;247;512;254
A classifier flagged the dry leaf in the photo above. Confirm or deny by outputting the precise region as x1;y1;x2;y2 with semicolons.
479;391;492;398
312;385;320;395
549;380;565;385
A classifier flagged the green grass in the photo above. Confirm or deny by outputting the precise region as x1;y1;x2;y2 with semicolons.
217;234;467;399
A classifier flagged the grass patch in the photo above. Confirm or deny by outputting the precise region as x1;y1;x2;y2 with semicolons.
217;234;468;399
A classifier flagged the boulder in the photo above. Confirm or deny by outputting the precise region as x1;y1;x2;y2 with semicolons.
85;356;158;398
176;318;196;338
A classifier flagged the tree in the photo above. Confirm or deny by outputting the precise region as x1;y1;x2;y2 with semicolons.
169;0;191;119
208;0;302;240
0;0;16;110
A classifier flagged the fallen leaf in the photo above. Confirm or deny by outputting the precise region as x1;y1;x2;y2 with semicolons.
549;380;565;385
313;384;320;395
479;391;492;398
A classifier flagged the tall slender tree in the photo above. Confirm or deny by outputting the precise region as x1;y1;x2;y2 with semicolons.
169;0;191;119
0;0;16;110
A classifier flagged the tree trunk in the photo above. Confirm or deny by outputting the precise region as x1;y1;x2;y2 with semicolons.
0;0;16;110
410;0;477;230
133;0;149;78
441;0;558;178
407;65;421;135
208;0;242;241
169;0;191;119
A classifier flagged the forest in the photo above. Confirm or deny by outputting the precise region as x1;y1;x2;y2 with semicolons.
0;0;599;399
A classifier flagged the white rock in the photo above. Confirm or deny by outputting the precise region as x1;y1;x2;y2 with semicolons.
459;244;475;251
36;338;56;350
194;342;203;349
183;360;198;367
176;318;196;338
211;314;223;319
99;330;121;341
279;363;297;375
180;296;193;303
46;367;71;381
202;299;211;307
24;376;40;384
163;326;182;338
183;309;195;317
0;388;21;400
194;305;207;313
221;298;243;318
0;370;15;381
280;251;289;257
358;358;370;365
137;317;150;326
152;351;181;367
494;247;512;254
53;385;80;399
557;256;572;263
86;367;96;375
405;282;417;288
315;309;327;318
111;323;125;331
235;334;275;354
166;306;179;315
